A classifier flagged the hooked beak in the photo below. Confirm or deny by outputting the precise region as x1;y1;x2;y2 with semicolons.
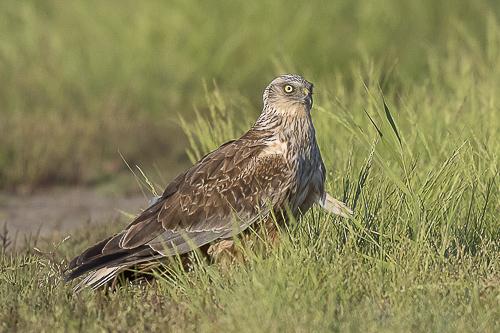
302;87;313;109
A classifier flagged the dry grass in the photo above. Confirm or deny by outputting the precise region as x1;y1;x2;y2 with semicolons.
0;1;498;332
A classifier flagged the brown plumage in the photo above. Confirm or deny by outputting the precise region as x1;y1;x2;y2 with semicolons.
65;74;352;291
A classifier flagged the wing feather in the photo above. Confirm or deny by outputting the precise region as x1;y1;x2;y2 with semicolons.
65;134;291;286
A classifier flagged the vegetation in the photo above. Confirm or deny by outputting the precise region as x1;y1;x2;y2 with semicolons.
1;0;499;189
0;0;498;332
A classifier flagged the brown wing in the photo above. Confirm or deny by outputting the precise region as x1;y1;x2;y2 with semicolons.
65;136;292;282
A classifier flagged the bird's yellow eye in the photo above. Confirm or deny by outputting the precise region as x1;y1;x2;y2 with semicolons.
284;84;294;93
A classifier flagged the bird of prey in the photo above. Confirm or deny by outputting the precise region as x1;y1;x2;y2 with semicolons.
65;74;352;291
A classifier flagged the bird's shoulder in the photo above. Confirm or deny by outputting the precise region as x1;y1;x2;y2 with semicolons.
186;134;290;190
172;131;286;190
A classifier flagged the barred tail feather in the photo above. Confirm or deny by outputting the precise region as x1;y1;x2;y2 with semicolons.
74;266;123;292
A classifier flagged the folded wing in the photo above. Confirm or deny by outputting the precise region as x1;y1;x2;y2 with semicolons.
65;138;291;290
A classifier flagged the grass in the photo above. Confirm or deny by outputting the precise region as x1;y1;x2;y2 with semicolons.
1;0;499;189
0;0;499;332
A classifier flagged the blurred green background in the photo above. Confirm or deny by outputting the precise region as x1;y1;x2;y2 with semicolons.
0;0;498;191
1;2;499;331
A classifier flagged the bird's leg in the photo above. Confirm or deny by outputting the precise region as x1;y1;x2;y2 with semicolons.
207;239;246;269
207;239;236;258
206;218;284;267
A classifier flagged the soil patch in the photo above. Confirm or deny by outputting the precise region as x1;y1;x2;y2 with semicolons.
0;188;149;245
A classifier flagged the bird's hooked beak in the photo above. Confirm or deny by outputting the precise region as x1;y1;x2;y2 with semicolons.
302;86;313;109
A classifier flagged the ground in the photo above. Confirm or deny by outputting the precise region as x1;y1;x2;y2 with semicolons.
0;1;499;332
0;188;146;242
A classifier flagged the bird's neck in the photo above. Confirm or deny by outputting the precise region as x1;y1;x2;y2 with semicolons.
251;104;317;152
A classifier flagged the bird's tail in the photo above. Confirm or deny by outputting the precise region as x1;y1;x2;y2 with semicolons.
73;266;123;292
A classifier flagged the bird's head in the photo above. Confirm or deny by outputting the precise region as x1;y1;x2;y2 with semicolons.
263;74;314;113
